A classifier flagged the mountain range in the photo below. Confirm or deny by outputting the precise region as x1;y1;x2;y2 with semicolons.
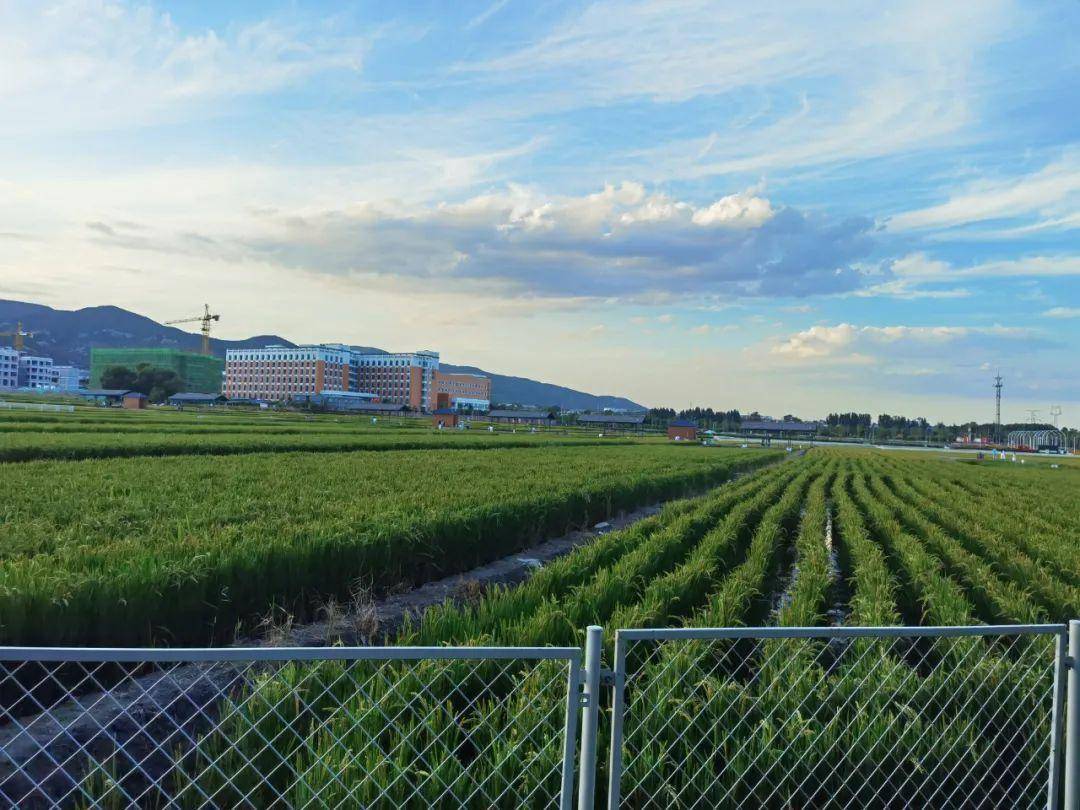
0;300;644;410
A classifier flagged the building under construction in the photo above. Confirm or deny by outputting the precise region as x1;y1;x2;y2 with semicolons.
89;348;224;394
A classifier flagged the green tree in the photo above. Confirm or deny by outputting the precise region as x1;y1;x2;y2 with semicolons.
133;364;183;403
100;365;137;390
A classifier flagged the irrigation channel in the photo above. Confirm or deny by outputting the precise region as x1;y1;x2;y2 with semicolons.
2;447;1075;807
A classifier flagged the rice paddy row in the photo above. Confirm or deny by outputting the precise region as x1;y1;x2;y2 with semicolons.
0;445;774;647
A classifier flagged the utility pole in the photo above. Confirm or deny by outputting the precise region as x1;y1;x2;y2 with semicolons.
1050;405;1062;428
1027;409;1041;425
993;374;1003;441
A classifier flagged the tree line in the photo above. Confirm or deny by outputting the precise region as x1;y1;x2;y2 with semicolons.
646;406;1066;441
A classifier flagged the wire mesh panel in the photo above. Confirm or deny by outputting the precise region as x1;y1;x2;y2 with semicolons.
608;625;1064;810
0;646;581;809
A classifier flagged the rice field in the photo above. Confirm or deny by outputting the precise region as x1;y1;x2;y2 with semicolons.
69;445;1076;807
0;410;771;647
4;405;1079;806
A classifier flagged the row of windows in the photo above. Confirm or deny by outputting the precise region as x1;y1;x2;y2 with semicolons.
227;353;343;363
225;378;315;384
227;352;432;368
227;362;341;370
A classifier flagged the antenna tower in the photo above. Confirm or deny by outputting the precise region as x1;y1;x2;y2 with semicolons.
993;374;1003;440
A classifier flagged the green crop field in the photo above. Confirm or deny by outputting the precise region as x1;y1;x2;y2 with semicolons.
4;407;1080;806
0;409;773;647
72;445;1076;807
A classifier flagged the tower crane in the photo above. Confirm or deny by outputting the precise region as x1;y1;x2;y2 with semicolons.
166;304;220;355
0;322;34;352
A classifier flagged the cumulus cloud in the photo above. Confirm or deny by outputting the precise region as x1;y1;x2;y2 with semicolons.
201;182;876;301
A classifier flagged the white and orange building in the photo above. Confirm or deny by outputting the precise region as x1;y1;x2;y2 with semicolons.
223;345;490;412
223;345;350;401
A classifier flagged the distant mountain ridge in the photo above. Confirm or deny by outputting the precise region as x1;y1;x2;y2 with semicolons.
0;300;644;410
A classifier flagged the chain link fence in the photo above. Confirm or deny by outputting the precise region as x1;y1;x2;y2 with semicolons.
607;625;1064;809
3;625;1077;809
1;646;581;809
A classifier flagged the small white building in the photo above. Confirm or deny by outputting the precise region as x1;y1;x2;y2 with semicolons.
0;347;18;391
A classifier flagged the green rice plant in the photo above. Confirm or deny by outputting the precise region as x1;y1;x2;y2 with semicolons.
890;463;1080;591
863;473;1045;624
831;469;900;627
883;472;1079;618
608;462;821;636
776;468;835;628
405;462;784;646
0;429;642;462
0;445;777;646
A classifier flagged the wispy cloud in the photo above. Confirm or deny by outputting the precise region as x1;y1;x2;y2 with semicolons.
466;0;511;30
0;1;367;135
888;150;1080;233
1043;307;1080;319
456;0;1012;181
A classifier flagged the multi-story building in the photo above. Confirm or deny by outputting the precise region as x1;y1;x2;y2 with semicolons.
17;355;54;389
223;345;350;401
0;347;18;391
432;371;491;411
223;345;486;412
352;350;440;411
90;348;224;394
51;366;89;391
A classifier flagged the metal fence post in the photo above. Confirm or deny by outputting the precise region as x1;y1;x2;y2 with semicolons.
1065;620;1080;810
1051;627;1068;809
606;632;628;809
578;625;603;810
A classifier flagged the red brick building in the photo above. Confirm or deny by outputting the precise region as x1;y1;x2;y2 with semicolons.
432;408;460;428
667;420;698;441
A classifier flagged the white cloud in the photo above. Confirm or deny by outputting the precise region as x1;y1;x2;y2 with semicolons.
1043;307;1080;319
767;323;1031;363
466;0;511;30
888;150;1080;233
853;252;1080;299
691;192;774;228
60;180;872;301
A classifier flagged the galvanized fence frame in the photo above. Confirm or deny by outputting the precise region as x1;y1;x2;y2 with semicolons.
4;622;1080;809
1;644;583;809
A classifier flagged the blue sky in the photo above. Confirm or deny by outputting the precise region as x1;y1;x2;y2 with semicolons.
1;0;1077;422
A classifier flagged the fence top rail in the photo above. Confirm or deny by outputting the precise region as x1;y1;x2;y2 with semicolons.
616;623;1067;642
0;645;582;664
